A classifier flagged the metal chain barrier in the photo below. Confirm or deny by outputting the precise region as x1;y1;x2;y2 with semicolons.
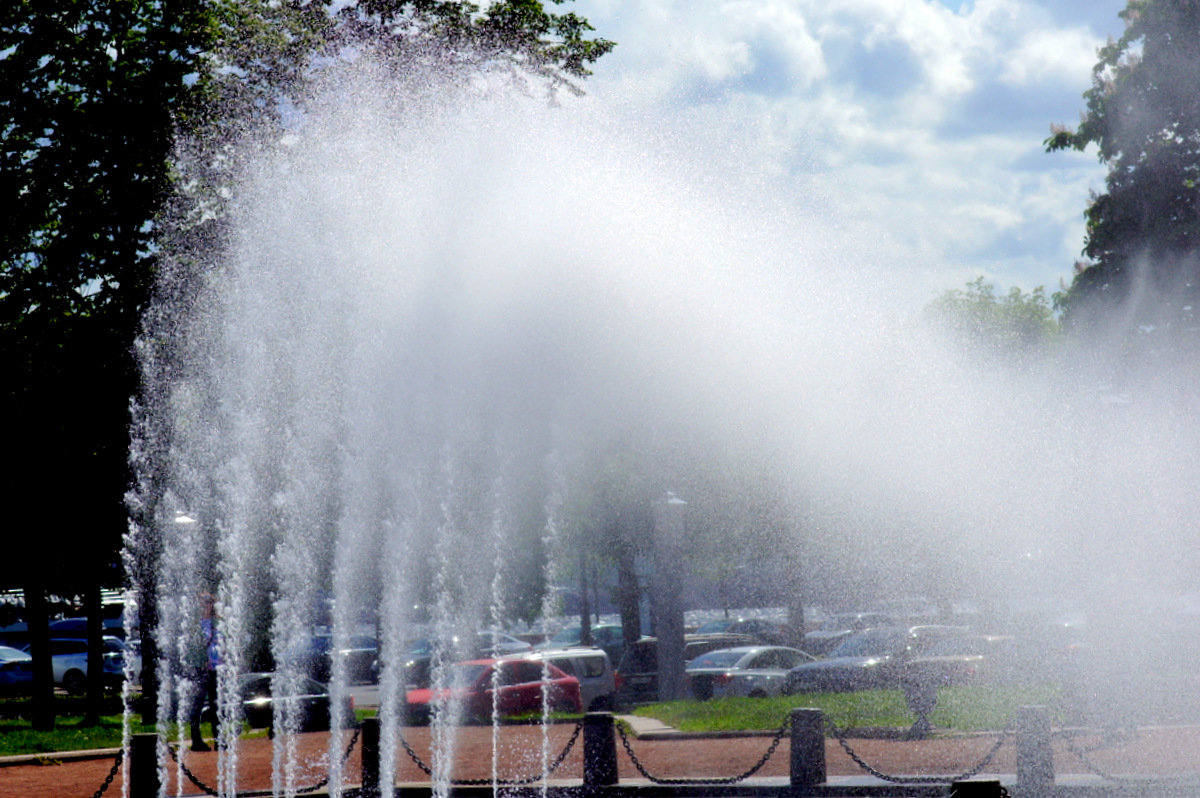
165;746;219;797
828;719;1011;785
1055;729;1135;784
399;730;434;776
87;749;123;798
615;713;792;785
399;719;585;786
166;726;361;798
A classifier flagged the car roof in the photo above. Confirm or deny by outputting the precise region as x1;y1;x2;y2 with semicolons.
527;647;609;658
704;645;773;654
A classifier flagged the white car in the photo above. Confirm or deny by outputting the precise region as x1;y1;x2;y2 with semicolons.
685;646;816;700
37;637;127;695
523;647;616;710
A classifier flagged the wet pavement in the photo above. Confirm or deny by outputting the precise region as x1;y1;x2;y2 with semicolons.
3;720;1199;798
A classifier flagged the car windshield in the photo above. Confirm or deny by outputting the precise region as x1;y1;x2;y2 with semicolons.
918;636;984;656
688;650;744;668
828;629;908;658
694;620;731;634
406;638;433;655
549;627;582;644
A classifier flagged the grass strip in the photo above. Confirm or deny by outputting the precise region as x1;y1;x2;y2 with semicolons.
632;684;1065;734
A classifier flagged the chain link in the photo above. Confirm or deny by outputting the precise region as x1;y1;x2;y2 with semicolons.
828;719;1010;785
165;725;361;797
615;713;792;785
400;719;585;785
1056;729;1135;784
89;749;123;798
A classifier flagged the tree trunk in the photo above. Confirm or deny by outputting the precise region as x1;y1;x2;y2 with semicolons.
84;582;103;724
614;528;641;648
24;576;55;731
579;550;592;646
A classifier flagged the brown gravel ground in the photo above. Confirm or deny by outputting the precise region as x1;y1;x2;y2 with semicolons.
3;723;1199;798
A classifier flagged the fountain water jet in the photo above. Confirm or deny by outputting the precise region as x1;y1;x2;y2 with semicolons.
128;52;1200;796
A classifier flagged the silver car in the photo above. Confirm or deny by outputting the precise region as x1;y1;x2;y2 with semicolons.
685;646;815;700
524;647;616;710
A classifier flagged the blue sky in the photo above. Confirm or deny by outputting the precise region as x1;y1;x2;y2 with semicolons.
570;0;1131;298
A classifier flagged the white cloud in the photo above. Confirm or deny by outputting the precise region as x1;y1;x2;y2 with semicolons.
1000;27;1102;86
571;0;1127;293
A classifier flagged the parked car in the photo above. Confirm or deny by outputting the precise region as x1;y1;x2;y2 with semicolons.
28;637;127;695
48;607;125;639
614;633;755;706
902;633;1018;688
303;634;379;684
216;672;356;734
525;647;616;710
535;624;624;661
802;613;895;655
785;627;913;693
404;657;581;724
685;645;816;700
693;618;788;645
0;646;32;695
390;631;532;689
786;626;974;694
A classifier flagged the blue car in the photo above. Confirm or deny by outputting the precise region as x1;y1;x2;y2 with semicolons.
0;645;33;695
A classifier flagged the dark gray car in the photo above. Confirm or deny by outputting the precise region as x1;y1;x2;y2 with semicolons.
784;627;912;693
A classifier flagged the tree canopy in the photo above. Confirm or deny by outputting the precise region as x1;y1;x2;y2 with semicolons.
1;0;612;728
925;277;1060;357
1047;0;1200;333
1;0;613;592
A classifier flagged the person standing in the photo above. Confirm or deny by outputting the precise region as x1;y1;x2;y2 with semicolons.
189;593;220;751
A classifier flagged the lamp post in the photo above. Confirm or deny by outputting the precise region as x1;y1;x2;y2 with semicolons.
653;492;687;701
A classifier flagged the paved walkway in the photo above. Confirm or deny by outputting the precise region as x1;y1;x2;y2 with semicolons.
3;719;1199;798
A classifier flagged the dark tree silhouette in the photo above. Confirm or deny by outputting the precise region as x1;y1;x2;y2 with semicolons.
1048;0;1200;337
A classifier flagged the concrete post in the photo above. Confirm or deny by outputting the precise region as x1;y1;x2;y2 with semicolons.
583;712;620;787
1016;705;1054;795
789;708;826;787
128;734;159;798
652;492;687;701
360;717;381;798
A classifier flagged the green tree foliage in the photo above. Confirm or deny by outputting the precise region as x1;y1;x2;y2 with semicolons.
332;1;613;95
0;0;215;729
2;0;611;727
926;277;1060;356
1047;0;1200;330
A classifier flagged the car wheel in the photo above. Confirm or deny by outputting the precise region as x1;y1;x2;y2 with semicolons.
64;670;86;696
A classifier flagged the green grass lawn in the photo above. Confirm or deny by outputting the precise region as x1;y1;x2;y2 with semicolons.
631;684;1067;734
0;698;377;757
0;712;153;757
0;686;1063;757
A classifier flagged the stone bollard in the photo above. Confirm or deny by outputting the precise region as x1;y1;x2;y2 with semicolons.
360;717;381;798
583;712;619;788
129;733;159;798
1016;705;1054;796
789;708;826;787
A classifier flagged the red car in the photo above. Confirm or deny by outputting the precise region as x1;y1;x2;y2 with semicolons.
404;657;581;724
